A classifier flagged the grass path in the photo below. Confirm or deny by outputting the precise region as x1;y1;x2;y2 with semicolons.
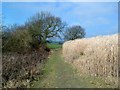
31;49;112;88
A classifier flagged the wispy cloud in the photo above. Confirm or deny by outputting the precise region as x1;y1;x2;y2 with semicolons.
2;2;118;37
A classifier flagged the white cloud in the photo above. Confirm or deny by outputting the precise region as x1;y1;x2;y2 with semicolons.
71;3;117;17
63;2;117;28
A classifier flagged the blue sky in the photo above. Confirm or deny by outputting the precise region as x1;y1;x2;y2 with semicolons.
2;2;118;38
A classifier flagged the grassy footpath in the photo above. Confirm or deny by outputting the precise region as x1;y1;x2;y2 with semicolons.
31;48;113;88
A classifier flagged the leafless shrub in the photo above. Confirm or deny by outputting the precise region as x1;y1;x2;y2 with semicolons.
2;49;49;88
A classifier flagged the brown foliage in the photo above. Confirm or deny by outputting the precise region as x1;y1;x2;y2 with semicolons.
2;48;49;88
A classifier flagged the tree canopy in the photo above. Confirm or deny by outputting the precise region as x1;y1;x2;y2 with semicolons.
25;12;66;44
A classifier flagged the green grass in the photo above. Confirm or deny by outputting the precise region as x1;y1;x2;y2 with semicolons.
30;49;114;88
47;43;62;49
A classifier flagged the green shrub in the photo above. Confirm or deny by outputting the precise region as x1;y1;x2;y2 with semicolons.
2;29;32;53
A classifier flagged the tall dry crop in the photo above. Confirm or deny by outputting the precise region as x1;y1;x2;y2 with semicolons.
62;34;118;86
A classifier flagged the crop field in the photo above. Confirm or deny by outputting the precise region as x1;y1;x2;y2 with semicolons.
63;34;119;87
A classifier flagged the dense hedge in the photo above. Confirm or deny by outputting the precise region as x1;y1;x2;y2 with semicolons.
2;47;49;88
2;26;50;88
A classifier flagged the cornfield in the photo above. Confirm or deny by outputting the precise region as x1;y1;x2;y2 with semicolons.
63;34;119;87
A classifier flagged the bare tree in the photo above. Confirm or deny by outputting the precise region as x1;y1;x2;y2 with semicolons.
25;12;66;45
64;25;85;41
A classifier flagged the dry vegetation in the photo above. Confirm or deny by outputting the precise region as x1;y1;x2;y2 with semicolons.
63;34;119;87
2;48;49;88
